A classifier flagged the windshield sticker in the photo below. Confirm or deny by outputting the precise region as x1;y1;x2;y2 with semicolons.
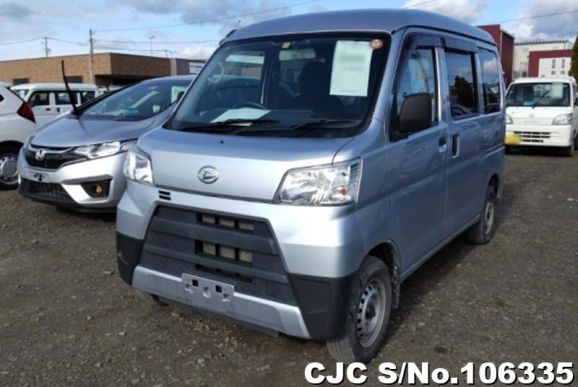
330;41;373;97
211;107;270;123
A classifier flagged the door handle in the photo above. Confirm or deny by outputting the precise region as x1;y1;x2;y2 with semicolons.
451;134;460;157
438;136;447;153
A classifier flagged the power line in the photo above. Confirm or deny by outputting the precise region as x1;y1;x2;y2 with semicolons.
492;8;578;24
95;0;319;32
0;37;43;46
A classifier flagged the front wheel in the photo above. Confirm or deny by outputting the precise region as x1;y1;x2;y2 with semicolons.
467;183;497;244
562;144;574;157
0;145;20;190
326;256;392;363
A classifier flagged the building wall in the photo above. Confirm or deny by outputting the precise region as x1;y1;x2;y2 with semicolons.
0;53;205;87
478;25;514;85
0;54;112;85
528;49;572;78
513;41;571;79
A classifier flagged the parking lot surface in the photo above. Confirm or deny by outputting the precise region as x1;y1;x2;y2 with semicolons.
0;150;577;386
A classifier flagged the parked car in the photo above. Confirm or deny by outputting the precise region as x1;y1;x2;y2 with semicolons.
11;83;101;127
116;9;505;363
0;86;36;189
17;75;194;210
505;77;578;156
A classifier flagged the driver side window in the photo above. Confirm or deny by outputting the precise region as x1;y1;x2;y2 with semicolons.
395;46;438;126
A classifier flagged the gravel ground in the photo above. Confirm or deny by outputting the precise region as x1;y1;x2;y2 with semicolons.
0;149;577;386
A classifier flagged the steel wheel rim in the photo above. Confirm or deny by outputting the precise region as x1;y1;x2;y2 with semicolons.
0;153;18;185
356;277;387;348
484;197;495;235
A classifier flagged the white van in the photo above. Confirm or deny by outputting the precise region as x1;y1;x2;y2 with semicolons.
10;83;101;127
505;77;578;156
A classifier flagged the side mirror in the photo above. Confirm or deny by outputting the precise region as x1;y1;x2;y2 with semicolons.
398;93;432;133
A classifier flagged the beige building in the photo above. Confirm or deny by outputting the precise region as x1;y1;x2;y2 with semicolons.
513;40;572;80
0;53;205;87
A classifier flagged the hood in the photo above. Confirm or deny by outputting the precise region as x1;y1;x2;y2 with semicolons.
139;128;352;202
31;111;170;148
506;105;573;126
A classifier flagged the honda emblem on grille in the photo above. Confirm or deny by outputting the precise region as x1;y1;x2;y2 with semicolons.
35;149;46;161
198;166;219;184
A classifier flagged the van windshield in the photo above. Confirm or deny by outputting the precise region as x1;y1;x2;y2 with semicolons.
83;79;190;120
168;34;389;137
506;82;571;107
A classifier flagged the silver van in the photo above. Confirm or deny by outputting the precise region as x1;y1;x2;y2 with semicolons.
116;9;505;362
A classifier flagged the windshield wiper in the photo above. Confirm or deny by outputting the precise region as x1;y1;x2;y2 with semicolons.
177;118;279;132
231;119;358;137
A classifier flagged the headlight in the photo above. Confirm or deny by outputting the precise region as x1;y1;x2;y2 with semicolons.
123;146;153;185
276;160;361;206
506;114;513;125
71;141;134;159
552;114;573;125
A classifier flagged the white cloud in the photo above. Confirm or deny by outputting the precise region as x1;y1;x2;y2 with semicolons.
403;0;488;23
507;0;578;41
180;43;218;59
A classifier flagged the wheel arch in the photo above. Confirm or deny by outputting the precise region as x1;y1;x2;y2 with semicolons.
367;241;401;309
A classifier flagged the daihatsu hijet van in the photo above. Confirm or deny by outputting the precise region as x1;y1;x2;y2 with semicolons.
116;9;505;362
505;77;578;156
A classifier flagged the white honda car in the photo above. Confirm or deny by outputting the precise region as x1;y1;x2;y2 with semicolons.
0;86;37;189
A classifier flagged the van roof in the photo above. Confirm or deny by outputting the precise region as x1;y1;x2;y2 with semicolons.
512;77;577;84
225;9;494;45
10;83;99;91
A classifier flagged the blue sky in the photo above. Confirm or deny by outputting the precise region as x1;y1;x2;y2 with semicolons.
0;0;576;61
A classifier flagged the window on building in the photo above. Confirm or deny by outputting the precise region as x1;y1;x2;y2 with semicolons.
551;70;556;75
28;91;50;107
561;58;566;68
480;49;501;114
65;76;83;83
445;50;478;118
12;78;29;85
561;70;566;75
552;59;556;69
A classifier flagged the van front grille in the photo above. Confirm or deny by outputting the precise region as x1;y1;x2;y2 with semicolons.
139;206;295;304
514;131;551;143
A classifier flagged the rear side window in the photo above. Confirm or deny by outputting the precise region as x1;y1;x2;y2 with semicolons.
445;51;478;119
0;95;4;103
55;92;72;105
28;91;50;107
480;50;501;113
79;91;96;104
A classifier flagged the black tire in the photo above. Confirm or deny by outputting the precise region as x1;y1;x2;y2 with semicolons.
467;183;497;245
562;144;574;157
136;290;168;306
326;256;392;364
0;144;20;190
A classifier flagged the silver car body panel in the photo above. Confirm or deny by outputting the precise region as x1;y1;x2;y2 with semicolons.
132;266;310;338
117;10;505;339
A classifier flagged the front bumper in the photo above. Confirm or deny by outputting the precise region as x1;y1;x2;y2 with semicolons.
17;151;127;209
506;124;575;147
116;183;363;340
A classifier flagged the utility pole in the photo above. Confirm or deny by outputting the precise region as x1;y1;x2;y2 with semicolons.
149;36;155;56
43;37;50;57
88;29;95;84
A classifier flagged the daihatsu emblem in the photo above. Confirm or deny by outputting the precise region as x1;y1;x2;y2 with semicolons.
198;166;219;184
35;149;46;161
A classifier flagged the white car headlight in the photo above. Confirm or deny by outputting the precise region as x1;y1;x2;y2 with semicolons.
506;114;513;125
277;160;361;206
71;141;134;159
552;114;573;125
123;146;154;185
